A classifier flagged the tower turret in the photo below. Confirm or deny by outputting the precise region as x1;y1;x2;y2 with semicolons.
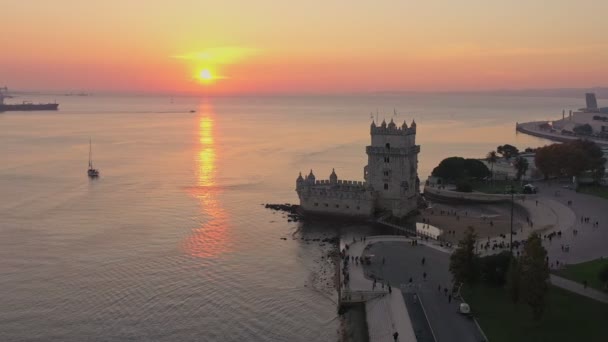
307;169;316;184
388;118;396;130
296;172;304;189
401;120;408;130
329;168;338;184
380;119;387;129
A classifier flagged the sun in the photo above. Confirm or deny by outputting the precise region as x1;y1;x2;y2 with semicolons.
199;69;213;81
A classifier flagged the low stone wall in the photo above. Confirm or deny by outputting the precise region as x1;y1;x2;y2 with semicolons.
299;196;374;217
423;186;527;203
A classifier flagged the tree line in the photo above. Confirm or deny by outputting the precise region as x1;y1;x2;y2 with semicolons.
535;139;606;183
450;227;550;320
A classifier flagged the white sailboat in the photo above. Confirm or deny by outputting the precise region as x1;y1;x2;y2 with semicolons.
87;139;100;178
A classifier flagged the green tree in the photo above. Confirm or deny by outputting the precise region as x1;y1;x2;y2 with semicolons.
506;257;521;304
497;144;519;160
464;159;491;179
599;263;608;291
486;150;498;183
449;226;479;285
514;156;529;181
534;139;606;182
432;157;490;182
480;251;511;286
519;233;549;320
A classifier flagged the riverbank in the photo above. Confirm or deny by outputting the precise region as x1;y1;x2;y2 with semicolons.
516;121;608;146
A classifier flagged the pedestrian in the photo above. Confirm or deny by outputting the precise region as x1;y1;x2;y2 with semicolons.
448;294;452;303
393;332;399;341
423;272;427;280
409;277;413;283
536;200;538;206
382;257;386;265
444;288;448;296
389;284;392;293
421;257;426;266
438;284;441;292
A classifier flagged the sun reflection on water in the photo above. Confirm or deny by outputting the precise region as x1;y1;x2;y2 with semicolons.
183;103;231;259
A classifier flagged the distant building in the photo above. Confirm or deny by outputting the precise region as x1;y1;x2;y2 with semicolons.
296;118;420;218
586;93;599;111
553;93;608;136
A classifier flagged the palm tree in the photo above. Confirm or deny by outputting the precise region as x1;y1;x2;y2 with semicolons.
514;156;529;181
486;150;498;184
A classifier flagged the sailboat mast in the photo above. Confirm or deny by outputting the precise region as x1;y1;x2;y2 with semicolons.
89;138;93;168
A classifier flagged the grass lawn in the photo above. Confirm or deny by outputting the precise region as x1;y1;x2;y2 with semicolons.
470;180;523;194
554;258;608;292
578;185;608;200
462;284;608;342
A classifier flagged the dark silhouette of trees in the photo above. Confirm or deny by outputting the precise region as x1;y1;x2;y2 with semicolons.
519;233;549;320
514;156;529;180
497;144;519;160
599;264;608;291
486;151;498;183
432;157;490;182
506;257;521;304
534;140;606;182
449;227;479;285
479;251;511;286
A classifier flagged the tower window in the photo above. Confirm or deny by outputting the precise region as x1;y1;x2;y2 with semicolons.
384;156;390;163
384;183;389;190
385;143;390;150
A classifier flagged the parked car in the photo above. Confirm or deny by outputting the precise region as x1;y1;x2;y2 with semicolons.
523;184;537;194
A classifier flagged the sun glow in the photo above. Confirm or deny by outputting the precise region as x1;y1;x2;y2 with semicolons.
198;69;214;82
183;104;232;259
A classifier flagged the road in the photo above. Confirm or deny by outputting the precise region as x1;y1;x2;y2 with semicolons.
363;241;486;342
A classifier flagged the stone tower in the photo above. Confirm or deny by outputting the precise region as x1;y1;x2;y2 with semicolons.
364;118;420;217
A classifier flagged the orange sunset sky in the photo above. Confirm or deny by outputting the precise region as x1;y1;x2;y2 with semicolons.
2;0;608;94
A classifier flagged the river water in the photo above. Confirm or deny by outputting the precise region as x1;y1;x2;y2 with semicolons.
0;93;577;341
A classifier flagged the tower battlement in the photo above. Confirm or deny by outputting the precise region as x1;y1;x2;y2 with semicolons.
370;118;416;135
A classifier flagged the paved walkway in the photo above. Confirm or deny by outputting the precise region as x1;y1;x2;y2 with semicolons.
363;239;486;342
425;183;608;304
550;275;608;304
341;236;417;342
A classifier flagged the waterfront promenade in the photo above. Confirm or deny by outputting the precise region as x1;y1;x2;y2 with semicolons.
341;235;487;342
341;236;417;342
421;181;608;303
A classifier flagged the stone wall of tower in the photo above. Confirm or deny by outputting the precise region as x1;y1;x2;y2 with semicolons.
365;119;420;217
296;170;375;217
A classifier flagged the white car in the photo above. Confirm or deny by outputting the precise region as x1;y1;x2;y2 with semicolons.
459;303;472;316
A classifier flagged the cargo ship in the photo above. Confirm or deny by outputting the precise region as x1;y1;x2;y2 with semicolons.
0;87;59;112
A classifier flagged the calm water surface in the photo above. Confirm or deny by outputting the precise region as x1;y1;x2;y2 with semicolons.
0;94;575;341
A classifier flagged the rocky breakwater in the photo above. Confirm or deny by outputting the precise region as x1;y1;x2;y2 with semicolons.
264;203;304;222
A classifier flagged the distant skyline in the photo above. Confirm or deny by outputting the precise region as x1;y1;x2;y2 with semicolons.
3;0;608;94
